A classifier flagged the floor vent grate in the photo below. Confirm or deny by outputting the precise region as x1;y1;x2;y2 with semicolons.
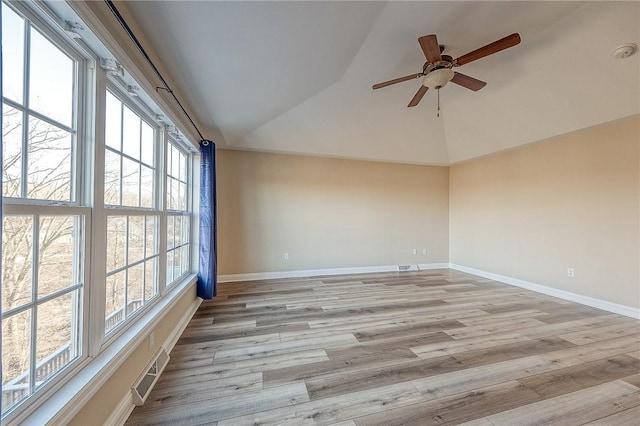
398;265;419;272
132;348;170;406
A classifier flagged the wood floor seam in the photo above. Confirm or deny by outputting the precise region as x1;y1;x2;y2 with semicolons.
126;269;640;426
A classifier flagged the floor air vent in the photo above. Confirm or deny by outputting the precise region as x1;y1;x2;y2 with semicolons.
398;265;419;272
132;348;170;406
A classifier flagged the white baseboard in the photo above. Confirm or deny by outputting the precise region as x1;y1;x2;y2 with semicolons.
449;264;640;319
104;391;135;426
105;296;202;426
165;296;202;353
418;263;450;270
219;263;450;283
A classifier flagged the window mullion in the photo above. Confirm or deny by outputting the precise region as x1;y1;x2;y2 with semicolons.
21;21;31;199
89;68;108;354
28;213;39;396
158;130;168;294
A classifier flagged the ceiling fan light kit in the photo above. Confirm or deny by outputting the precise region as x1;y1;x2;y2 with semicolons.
373;32;521;111
422;68;454;89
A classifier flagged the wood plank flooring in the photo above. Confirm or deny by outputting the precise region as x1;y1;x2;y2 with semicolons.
126;269;640;426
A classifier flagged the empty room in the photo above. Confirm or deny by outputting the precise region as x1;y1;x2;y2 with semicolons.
1;1;639;425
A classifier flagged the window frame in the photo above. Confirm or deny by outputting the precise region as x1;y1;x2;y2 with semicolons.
97;82;165;342
165;137;193;288
1;0;199;422
1;0;94;418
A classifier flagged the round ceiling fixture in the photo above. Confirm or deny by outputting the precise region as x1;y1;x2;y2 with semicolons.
422;68;454;89
612;43;637;59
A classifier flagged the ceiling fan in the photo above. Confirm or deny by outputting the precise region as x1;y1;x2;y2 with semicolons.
372;33;521;108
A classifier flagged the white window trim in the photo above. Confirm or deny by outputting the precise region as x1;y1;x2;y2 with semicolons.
2;0;201;423
1;0;94;419
10;275;198;426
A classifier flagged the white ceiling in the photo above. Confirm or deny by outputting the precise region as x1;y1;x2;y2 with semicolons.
122;1;640;165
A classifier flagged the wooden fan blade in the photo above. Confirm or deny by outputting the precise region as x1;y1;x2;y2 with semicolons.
450;72;487;91
418;34;442;64
372;73;422;90
455;33;521;66
408;85;428;107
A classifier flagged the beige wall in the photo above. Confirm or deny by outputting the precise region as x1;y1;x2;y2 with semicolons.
449;116;640;308
217;150;450;274
69;286;198;426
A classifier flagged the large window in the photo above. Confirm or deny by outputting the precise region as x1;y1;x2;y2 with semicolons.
2;2;85;413
166;141;191;286
103;90;159;332
1;0;195;420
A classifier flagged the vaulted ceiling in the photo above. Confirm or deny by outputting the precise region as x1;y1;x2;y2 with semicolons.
122;1;640;165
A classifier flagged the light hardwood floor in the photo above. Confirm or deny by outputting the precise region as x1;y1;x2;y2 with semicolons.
126;269;640;425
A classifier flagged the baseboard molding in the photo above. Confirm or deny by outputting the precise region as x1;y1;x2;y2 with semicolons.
219;263;450;283
449;264;640;319
105;296;202;426
165;296;202;353
418;263;450;270
104;390;135;426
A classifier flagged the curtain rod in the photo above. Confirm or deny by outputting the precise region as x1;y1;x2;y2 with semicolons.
103;0;208;143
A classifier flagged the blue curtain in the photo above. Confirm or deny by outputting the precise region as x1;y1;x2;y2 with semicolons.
197;140;217;299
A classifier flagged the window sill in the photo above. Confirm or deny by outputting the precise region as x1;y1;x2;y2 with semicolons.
9;275;198;426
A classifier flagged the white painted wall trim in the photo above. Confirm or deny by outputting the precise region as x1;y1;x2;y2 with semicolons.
449;264;640;319
104;296;202;426
219;263;450;283
19;277;198;426
103;391;135;426
221;263;638;319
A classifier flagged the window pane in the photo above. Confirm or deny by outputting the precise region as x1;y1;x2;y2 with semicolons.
174;215;183;248
166;215;174;250
166;251;174;285
170;177;179;210
144;258;156;301
173;249;182;280
128;216;144;265
179;182;187;211
104;149;121;205
2;3;25;104
179;150;186;182
105;92;122;150
2;104;23;198
140;165;153;208
105;271;125;332
122;158;139;207
106;216;126;272
127;263;144;315
122;105;140;160
29;28;74;127
35;292;77;388
181;245;190;275
2;215;33;311
145;216;157;256
140;121;154;166
171;145;180;180
27;116;72;201
2;310;31;412
38;216;76;298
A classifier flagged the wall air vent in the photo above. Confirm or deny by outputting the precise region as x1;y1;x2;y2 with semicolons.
131;348;170;406
398;265;419;272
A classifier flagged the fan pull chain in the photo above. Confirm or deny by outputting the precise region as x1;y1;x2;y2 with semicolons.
437;88;441;117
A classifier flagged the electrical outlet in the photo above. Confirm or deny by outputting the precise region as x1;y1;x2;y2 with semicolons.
567;268;575;278
284;252;289;260
422;249;427;255
412;248;417;255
